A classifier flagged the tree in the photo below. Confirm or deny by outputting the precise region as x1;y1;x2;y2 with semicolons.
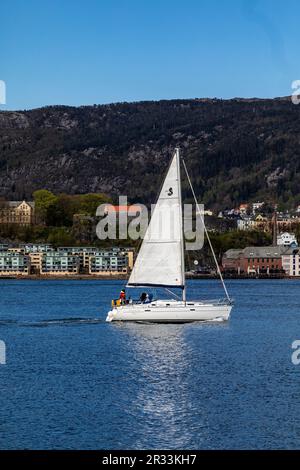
47;227;75;247
78;193;111;216
33;190;58;224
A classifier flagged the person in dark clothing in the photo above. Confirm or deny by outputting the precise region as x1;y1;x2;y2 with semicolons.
140;292;147;303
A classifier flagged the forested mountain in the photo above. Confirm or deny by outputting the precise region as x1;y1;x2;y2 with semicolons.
0;97;300;211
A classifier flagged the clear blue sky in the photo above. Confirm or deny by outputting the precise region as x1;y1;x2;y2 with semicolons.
1;0;299;110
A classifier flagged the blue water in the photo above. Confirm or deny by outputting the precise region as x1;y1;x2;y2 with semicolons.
0;279;300;449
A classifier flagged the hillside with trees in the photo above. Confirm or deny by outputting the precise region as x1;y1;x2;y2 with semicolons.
0;97;300;211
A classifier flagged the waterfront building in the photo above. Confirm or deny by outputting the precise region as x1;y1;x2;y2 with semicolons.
221;248;244;274
57;247;101;271
57;247;134;273
28;253;43;274
40;252;79;275
89;250;129;275
282;249;300;276
222;246;289;275
0;201;35;225
21;244;54;273
0;252;30;276
0;244;134;276
242;246;285;274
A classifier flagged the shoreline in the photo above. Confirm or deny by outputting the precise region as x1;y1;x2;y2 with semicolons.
0;274;129;280
0;274;297;280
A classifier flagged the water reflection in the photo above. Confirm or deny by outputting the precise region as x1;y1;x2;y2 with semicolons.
116;322;206;449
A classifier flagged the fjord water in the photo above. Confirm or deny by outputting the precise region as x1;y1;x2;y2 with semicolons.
0;279;300;449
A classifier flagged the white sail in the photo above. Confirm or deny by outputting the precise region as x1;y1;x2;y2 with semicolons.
127;150;185;288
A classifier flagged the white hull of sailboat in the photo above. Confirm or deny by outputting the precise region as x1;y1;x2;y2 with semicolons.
106;300;232;323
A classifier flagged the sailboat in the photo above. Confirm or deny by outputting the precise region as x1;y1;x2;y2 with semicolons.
106;148;233;323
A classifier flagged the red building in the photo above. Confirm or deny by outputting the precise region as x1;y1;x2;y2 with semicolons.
222;246;289;275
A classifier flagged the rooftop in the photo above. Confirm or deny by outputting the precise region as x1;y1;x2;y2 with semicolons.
224;245;293;259
7;201;35;209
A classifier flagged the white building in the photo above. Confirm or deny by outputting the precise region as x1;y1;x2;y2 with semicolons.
252;201;264;213
282;249;300;276
277;232;298;247
237;217;255;231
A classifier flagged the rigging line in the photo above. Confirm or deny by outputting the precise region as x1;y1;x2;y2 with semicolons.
181;158;231;303
164;287;181;300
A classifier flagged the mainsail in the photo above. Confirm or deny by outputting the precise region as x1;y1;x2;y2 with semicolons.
127;149;185;288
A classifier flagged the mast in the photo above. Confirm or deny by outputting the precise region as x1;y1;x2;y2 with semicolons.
176;148;186;303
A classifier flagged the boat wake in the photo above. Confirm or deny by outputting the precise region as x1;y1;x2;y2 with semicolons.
0;317;104;327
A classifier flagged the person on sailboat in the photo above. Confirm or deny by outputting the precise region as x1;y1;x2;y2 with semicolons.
140;292;152;304
119;289;126;304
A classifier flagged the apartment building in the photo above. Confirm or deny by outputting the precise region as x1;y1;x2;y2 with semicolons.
40;252;80;275
57;246;100;271
57;247;134;273
0;252;30;276
0;244;134;276
89;250;129;275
